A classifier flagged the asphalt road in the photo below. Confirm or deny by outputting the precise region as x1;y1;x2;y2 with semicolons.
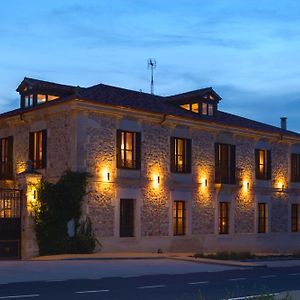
1;265;300;300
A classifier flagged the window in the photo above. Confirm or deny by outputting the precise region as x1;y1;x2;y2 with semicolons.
47;95;58;101
291;204;299;232
29;130;47;169
219;202;229;234
208;104;214;116
258;203;268;233
291;154;300;182
170;137;191;173
116;130;141;169
215;143;236;184
173;201;185;235
255;149;271;180
120;199;134;237
180;104;190;111
37;94;47;104
202;103;208;115
191;103;198;113
24;95;34;108
0;137;13;180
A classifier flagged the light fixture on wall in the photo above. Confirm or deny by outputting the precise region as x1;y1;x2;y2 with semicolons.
102;169;110;182
275;181;286;192
153;174;160;188
107;172;110;182
202;178;208;187
242;181;250;191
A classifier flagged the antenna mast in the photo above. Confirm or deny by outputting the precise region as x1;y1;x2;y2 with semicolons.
147;58;156;94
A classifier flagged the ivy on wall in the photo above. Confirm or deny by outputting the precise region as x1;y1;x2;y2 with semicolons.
32;170;99;255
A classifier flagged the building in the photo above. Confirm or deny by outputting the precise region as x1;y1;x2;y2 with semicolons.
0;77;300;259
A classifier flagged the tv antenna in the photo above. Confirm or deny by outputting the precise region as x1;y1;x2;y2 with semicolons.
147;58;156;94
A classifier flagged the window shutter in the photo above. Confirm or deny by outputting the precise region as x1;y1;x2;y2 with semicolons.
267;150;272;180
230;145;236;184
116;130;122;168
215;143;220;183
170;137;175;173
186;139;192;173
7;136;13;179
255;149;260;179
29;132;34;168
42;130;47;168
135;132;141;170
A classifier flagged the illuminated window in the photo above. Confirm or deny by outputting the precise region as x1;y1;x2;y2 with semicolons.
37;94;47;104
191;103;198;113
29;130;47;169
291;154;300;182
258;203;268;233
0;136;13;180
219;202;229;234
255;149;271;180
117;130;141;169
47;95;58;101
171;137;191;173
180;104;190;111
173;201;185;235
215;143;236;184
292;204;299;232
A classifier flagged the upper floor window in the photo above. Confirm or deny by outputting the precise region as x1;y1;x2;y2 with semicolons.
180;102;214;116
0;136;13;180
170;137;191;173
202;103;214;116
291;154;300;182
116;130;141;169
255;149;271;180
180;103;199;113
29;130;47;169
215;143;236;184
24;94;34;108
37;94;58;105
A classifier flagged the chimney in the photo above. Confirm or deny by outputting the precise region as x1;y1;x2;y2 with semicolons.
281;117;287;130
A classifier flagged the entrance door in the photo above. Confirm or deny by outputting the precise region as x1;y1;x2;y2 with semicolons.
0;189;22;259
120;199;134;237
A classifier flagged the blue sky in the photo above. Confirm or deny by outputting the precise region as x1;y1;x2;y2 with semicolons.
1;0;300;131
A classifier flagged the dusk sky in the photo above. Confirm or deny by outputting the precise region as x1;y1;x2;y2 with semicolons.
1;0;300;131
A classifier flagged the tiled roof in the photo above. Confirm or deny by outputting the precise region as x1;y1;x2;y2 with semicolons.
3;78;300;138
77;83;300;138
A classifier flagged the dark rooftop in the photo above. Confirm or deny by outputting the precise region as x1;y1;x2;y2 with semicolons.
4;77;300;138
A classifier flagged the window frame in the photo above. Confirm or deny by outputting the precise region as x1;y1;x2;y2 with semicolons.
29;130;47;170
116;130;141;170
215;143;236;184
170;137;192;174
258;203;268;233
119;198;135;237
291;204;299;232
291;154;300;182
173;200;186;236
0;136;13;180
255;149;271;180
219;202;229;234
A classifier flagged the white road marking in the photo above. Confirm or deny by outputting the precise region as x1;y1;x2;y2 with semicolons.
188;281;209;285
0;295;40;299
260;275;276;279
137;285;166;289
288;273;300;276
75;290;110;294
225;293;278;300
228;278;246;281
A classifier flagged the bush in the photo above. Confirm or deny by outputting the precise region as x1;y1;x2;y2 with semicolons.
32;170;99;255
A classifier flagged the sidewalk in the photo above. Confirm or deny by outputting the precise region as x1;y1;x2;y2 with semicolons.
29;252;265;267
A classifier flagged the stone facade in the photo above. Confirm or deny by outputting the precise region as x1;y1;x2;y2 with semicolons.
0;87;300;257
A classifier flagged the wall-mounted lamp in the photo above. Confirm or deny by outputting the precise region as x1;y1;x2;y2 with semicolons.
275;182;286;192
202;179;208;187
33;189;37;200
153;175;160;188
107;172;110;181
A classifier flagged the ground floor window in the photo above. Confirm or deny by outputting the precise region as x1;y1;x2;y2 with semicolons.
120;199;134;237
173;201;185;236
291;204;299;232
219;202;229;234
258;203;268;233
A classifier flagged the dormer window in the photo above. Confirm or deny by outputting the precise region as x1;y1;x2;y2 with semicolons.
24;95;34;108
37;94;47;104
202;103;214;116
